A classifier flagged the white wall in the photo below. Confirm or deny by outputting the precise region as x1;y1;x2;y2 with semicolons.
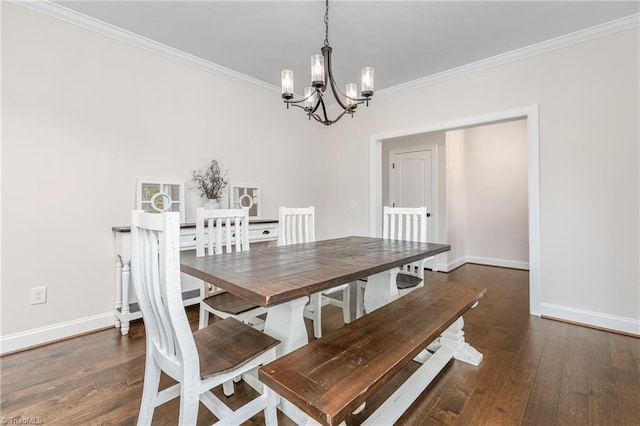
444;129;468;270
1;4;327;342
2;3;638;348
325;28;639;333
464;119;529;268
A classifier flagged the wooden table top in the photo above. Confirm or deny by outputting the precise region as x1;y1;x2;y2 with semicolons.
180;236;450;307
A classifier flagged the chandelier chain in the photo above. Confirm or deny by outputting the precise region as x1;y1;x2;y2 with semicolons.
324;0;329;47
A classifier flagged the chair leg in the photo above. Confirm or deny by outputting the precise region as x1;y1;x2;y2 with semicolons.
137;355;161;426
312;293;322;339
342;284;351;324
263;385;279;426
199;304;209;330
178;382;200;426
223;380;235;397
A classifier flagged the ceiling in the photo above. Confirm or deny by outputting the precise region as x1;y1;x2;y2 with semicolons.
54;1;639;95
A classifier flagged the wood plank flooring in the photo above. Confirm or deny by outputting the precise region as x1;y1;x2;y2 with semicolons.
1;264;638;425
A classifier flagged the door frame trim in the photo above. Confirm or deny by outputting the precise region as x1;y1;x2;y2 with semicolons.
369;105;540;316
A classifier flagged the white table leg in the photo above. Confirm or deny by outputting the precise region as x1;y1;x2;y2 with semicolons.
263;296;311;423
264;296;309;357
363;267;400;313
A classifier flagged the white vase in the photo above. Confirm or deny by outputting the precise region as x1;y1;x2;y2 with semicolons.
203;199;221;209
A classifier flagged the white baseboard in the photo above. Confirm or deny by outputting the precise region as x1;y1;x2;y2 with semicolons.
541;303;640;336
466;256;529;270
437;257;637;336
443;256;467;273
0;311;114;355
442;255;529;272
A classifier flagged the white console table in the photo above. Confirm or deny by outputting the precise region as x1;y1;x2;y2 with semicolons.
112;219;278;335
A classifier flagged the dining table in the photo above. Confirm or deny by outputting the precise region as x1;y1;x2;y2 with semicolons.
180;235;451;357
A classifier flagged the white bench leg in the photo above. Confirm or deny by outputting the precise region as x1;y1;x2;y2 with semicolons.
362;316;482;426
362;344;455;426
440;317;483;366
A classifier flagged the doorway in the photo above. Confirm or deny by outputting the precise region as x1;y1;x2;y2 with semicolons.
369;106;541;316
383;141;439;270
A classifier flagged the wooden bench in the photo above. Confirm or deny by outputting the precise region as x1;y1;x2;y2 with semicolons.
258;281;486;426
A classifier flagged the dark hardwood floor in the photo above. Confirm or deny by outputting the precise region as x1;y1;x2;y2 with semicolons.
1;264;638;425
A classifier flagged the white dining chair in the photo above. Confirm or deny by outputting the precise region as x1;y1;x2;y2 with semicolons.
356;206;434;318
196;207;267;330
278;206;351;338
130;211;279;425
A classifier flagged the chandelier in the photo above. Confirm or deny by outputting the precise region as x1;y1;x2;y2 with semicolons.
280;0;374;126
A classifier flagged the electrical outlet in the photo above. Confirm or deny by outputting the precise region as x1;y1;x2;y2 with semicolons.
31;286;47;305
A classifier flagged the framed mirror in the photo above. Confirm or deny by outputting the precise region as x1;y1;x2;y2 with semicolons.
229;182;262;218
136;178;186;222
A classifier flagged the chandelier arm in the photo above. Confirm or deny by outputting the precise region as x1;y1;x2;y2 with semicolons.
322;46;350;112
284;99;307;106
289;103;327;125
343;93;372;103
289;103;310;111
284;90;321;105
330;110;350;124
330;78;371;103
319;96;331;123
310;95;336;125
310;113;325;124
309;89;325;114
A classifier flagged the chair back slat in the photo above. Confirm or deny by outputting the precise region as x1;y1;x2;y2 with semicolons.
382;206;428;243
131;211;197;377
412;214;418;241
196;207;250;257
278;206;316;245
382;206;430;282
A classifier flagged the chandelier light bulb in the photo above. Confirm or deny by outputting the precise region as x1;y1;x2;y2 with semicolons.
311;54;325;88
281;70;294;99
361;67;374;97
304;87;316;110
346;83;357;107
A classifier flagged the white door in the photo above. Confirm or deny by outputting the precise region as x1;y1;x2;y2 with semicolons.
389;148;437;268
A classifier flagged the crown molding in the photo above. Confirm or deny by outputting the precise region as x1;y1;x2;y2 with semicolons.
377;13;640;99
13;1;638;100
12;0;281;94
